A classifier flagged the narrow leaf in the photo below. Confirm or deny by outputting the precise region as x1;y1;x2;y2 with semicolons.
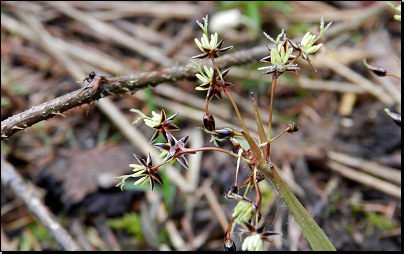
241;131;263;163
258;161;336;251
250;92;268;156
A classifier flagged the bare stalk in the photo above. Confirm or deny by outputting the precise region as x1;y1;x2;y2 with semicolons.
266;75;277;159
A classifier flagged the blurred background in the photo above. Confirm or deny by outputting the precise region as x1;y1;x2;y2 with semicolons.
1;1;401;251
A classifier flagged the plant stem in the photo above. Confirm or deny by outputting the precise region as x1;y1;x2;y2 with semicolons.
234;149;243;187
223;87;250;136
287;51;301;67
252;164;262;222
210;55;223;81
386;73;401;80
270;124;291;143
266;75;277;159
183;147;250;163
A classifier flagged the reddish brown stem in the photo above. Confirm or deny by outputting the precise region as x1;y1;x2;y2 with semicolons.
182;147;250;163
223;87;250;136
252;165;262;222
266;75;278;160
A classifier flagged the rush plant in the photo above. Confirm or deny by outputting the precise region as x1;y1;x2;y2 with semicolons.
116;15;336;251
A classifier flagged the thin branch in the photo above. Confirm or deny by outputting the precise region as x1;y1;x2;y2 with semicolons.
1;45;269;140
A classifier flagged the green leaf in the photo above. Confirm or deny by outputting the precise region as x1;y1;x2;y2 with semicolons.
250;92;268;155
239;130;335;250
258;161;336;251
241;131;263;162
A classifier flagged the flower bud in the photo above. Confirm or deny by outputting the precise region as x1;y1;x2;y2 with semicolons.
203;113;216;131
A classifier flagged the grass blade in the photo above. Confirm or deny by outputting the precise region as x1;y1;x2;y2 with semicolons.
258;161;336;251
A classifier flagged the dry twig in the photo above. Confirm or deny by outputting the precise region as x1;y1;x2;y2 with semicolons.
1;154;82;251
1;46;269;140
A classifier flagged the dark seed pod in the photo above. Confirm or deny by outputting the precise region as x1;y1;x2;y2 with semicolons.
213;128;234;139
367;65;387;77
363;59;387;77
203;113;215;131
255;170;266;182
224;185;239;198
287;121;299;133
224;238;236;251
385;108;401;127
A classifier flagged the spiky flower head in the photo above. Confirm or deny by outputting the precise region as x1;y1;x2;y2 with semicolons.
240;222;281;251
196;66;214;90
115;153;163;191
154;132;194;169
299;16;332;56
259;30;299;76
131;109;161;128
192;15;233;59
131;109;179;143
194;15;219;52
242;232;263;251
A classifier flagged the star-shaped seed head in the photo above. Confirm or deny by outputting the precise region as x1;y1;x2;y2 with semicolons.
241;222;281;251
287;16;332;72
197;68;233;101
192;15;233;59
154;132;195;169
149;109;179;143
131;153;163;191
130;109;179;143
299;16;332;55
258;34;300;77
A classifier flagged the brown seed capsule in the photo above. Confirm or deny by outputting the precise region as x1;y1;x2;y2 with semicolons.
203;113;215;131
363;59;387;77
213;128;234;139
224;185;239;198
385;108;401;127
286;121;299;133
224;238;236;251
367;65;387;77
